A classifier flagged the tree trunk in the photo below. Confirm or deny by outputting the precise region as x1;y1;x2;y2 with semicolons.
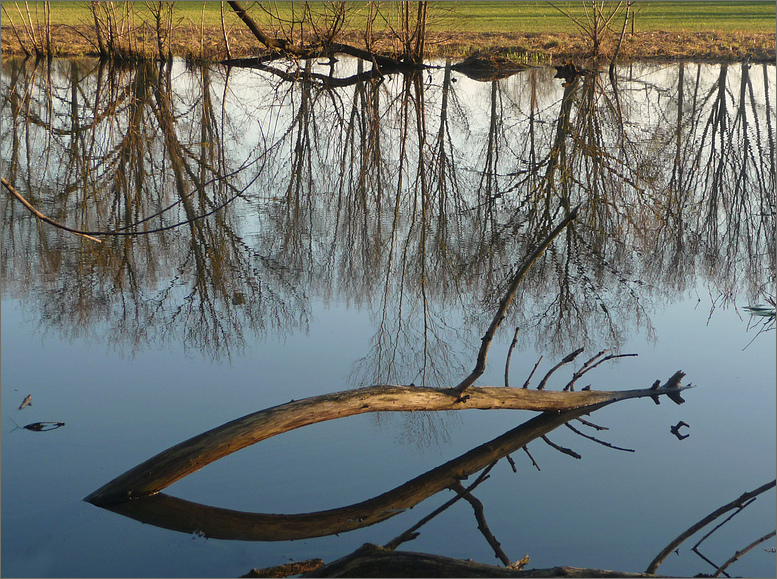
85;374;691;507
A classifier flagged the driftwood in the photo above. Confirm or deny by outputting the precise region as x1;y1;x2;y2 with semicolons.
301;543;663;577
84;373;690;507
86;401;617;538
88;403;605;539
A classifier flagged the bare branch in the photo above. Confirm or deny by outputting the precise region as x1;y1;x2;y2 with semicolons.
504;327;520;387
521;355;543;389
541;435;581;459
713;530;777;577
537;347;584;390
564;422;634;452
646;479;777;574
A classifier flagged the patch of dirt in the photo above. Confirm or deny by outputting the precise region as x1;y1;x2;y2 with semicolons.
1;25;773;64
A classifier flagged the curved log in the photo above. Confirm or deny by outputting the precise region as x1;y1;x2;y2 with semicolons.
90;402;608;540
84;373;692;507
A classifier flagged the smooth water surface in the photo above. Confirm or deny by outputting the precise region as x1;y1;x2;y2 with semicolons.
1;57;775;578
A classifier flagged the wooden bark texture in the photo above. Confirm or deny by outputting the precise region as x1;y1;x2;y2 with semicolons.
85;374;690;508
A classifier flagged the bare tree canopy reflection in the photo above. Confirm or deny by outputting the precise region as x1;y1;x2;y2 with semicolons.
1;58;774;373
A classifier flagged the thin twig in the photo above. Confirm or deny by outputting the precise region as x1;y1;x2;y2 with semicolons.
537;347;584;390
541;435;581;459
384;462;497;551
450;480;512;566
576;417;609;431
563;349;610;391
713;530;777;577
565;422;634;452
522;446;540;471
504;327;520;387
693;499;756;551
564;352;637;391
521;355;543;389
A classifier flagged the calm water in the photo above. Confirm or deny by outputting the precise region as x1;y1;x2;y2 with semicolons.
1;57;775;578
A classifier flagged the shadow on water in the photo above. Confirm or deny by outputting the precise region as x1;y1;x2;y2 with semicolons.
1;55;774;576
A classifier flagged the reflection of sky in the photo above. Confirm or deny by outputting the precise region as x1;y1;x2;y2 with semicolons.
2;281;775;577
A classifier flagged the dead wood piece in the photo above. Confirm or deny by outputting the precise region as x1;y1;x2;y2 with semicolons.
18;393;32;409
90;406;604;540
645;479;776;574
84;375;693;506
85;379;693;506
242;559;324;578
302;543;663;577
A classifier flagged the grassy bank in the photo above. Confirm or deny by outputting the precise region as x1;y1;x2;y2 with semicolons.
1;1;774;62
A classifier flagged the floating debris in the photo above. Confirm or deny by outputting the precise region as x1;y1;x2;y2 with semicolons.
18;394;32;410
670;420;690;441
9;417;65;432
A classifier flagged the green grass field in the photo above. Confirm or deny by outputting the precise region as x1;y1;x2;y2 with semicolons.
3;1;774;34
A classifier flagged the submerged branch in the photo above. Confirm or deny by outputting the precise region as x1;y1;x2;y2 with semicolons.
90;403;613;540
645;479;776;574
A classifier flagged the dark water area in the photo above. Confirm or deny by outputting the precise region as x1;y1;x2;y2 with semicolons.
1;56;775;578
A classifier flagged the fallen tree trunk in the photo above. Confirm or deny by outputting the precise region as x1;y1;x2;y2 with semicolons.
89;401;611;539
84;373;692;507
302;543;663;577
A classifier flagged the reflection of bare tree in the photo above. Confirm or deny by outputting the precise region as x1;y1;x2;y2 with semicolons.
1;58;307;360
1;58;773;366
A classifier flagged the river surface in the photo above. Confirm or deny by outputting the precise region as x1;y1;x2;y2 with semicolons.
1;56;775;578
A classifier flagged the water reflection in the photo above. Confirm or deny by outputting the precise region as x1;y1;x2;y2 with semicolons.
95;401;620;541
1;58;774;376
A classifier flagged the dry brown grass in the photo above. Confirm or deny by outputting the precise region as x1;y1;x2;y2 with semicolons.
1;24;773;64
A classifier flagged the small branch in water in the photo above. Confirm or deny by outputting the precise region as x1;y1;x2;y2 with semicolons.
645;479;777;574
541;435;581;459
504;327;520;387
450;479;512;567
564;422;634;452
521;355;543;389
713;530;777;578
537;347;584;390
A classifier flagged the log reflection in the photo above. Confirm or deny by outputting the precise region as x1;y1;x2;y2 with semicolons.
92;399;633;541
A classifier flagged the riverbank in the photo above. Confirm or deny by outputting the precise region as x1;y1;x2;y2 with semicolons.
2;24;773;64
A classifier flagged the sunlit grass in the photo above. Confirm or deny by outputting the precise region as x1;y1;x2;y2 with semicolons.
7;1;774;33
